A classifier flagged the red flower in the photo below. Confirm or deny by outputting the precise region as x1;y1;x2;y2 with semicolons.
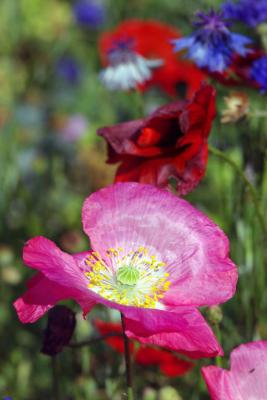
98;84;216;195
95;320;193;377
95;320;134;354
135;346;193;377
99;19;206;98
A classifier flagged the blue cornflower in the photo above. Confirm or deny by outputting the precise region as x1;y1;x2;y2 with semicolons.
172;10;252;72
222;0;267;28
251;55;267;93
73;0;105;28
56;56;81;85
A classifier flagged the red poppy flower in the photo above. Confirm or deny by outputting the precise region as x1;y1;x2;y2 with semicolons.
98;84;216;195
135;346;193;377
99;19;206;98
95;319;134;354
95;320;193;377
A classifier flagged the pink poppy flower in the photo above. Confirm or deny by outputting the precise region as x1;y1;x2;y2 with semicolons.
14;183;237;359
202;341;267;399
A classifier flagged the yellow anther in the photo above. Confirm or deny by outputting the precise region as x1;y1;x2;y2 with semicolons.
84;246;171;309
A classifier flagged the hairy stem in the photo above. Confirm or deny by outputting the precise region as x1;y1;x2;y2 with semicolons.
214;324;222;367
121;313;134;400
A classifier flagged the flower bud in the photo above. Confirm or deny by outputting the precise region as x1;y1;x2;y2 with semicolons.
207;305;223;325
41;305;76;356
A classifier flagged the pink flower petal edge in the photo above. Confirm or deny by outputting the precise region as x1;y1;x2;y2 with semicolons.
202;341;267;399
123;306;223;359
14;272;95;323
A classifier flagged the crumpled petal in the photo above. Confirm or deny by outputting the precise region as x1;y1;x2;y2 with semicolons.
23;237;89;291
123;306;223;358
14;239;97;322
14;271;95;323
98;84;216;195
82;182;237;307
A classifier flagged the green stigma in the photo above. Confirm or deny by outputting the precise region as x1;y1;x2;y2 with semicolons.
116;266;140;286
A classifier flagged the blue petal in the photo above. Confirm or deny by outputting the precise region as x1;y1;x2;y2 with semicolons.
230;33;252;56
171;37;195;52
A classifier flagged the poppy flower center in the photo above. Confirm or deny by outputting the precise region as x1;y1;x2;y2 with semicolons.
116;265;140;285
84;247;170;308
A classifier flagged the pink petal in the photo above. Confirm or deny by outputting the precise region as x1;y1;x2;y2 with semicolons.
202;341;267;399
72;293;221;358
23;237;89;292
73;251;92;272
122;306;223;359
15;239;98;322
201;367;236;400
14;272;96;323
230;341;267;399
82;182;237;307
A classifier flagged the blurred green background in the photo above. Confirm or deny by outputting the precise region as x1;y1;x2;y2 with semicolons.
1;0;267;399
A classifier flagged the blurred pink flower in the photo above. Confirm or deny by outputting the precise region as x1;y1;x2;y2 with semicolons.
14;183;237;358
202;341;267;399
60;114;88;142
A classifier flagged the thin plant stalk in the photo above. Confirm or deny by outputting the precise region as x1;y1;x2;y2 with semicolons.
68;333;122;348
214;323;222;367
209;145;267;238
52;356;60;400
121;313;134;400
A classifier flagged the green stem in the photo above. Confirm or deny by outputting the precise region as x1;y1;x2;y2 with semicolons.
132;89;145;118
121;313;134;400
68;333;122;348
250;110;267;118
214;324;222;367
52;356;60;400
209;145;267;238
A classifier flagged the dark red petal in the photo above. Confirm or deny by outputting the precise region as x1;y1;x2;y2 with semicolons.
160;358;193;377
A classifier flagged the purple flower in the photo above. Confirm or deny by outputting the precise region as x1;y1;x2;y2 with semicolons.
222;0;267;27
60;114;88;143
56;56;81;85
73;0;105;28
172;10;252;72
251;55;267;93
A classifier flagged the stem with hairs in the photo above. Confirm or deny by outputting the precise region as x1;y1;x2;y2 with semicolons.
121;313;134;400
